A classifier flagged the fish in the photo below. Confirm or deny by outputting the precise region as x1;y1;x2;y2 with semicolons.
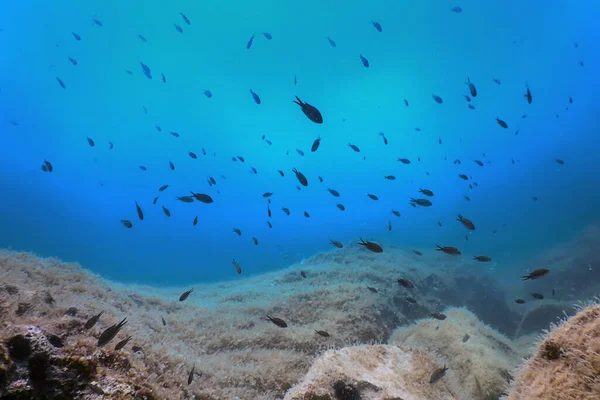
555;159;565;165
266;315;288;328
432;94;443;104
462;334;470;342
358;238;383;253
162;206;171;217
348;143;360;152
293;168;308;186
120;220;133;228
436;245;461;255
232;259;242;274
68;57;77;66
398;158;411;164
161;317;167;326
531;292;544;299
522;269;549;280
43;160;54;172
451;6;462;13
267;221;273;228
188;152;197;159
430;365;449;384
174;24;183;33
410;198;432;207
282;207;290;216
263;192;273;198
318;176;323;183
388;221;392;231
367;194;379;200
359;54;369;68
304;211;310;218
466;77;477;97
336;204;345;211
161;73;166;83
233;228;242;235
139;165;147;171
179;289;193;302
169;160;175;170
188;364;195;385
176;196;194;203
190;192;214;203
330;240;343;248
114;336;132;351
525;85;532;104
246;34;254;49
86;137;95;147
371;20;382;32
327;37;337;47
367;286;378;293
552;288;556;296
180;12;190;25
457;214;475;230
391;210;401;217
250;89;261;104
203;90;212;98
293;96;323;124
72;32;81;41
140;62;152;79
328;188;340;197
384;175;396;180
474;160;484;166
405;297;417;304
193;216;198;226
311;136;321;152
404;99;409;106
92;17;103;26
301;271;307;278
262;32;272;40
474;256;491;262
296;149;305;156
515;299;526;304
496;117;508;128
458;174;469;180
98;317;127;347
135;202;144;220
430;312;447;320
419;189;434;196
108;141;114;150
159;185;169;192
137;34;147;42
84;311;104;329
315;330;330;337
397;278;414;289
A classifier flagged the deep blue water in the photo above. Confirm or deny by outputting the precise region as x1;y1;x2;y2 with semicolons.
1;0;599;285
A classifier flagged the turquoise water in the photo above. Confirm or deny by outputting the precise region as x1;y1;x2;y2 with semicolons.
1;0;598;285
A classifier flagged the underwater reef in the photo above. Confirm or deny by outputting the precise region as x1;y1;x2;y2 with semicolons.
1;225;600;399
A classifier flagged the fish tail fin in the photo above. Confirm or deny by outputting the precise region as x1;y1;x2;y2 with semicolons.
293;96;302;106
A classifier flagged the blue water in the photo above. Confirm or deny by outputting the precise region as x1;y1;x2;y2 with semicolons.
1;0;599;285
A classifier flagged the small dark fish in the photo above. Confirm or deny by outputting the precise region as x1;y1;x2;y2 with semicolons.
388;221;392;231
282;207;290;216
436;245;461;255
358;237;383;253
180;12;190;25
121;220;133;228
311;136;321;152
43;160;54;172
159;185;169;192
515;299;526;304
318;176;323;183
72;32;81;41
398;158;411;164
179;289;193;302
405;297;417;304
371;20;382;32
391;210;400;217
237;156;245;162
161;317;166;326
169;160;175;170
304;211;310;218
384;175;396;180
451;6;462;13
262;32;272;40
193;216;198;226
367;286;378;293
412;250;422;256
404;99;409;106
327;37;337;47
532;292;544;300
92;17;103;26
266;315;287;328
190;192;214;203
336;204;345;211
114;335;132;351
555;159;565;165
397;278;414;289
432;94;443;104
277;170;284;177
233;228;242;236
493;78;501;85
250;89;261;104
521;268;549;280
294;74;297;85
188;364;195;385
293;168;308;186
464;94;471;102
86;137;95;147
330;240;343;248
458;174;469;180
315;330;330;337
300;271;307;278
84;311;104;329
367;194;379;200
569;96;573;104
474;160;484;166
161;73;166;83
68;56;78;66
430;312;447;321
327;188;340;197
437;221;442;227
137;34;147;42
348;143;360;152
162;206;171;217
296;148;305;156
466;77;477;97
359;54;369;68
232;259;242;274
419;189;434;197
457;214;475;230
98;317;127;347
174;23;183;33
496;117;508;128
170;131;180;138
262;192;273;198
135;202;144;220
293;96;323;124
187;151;197;159
474;256;491;262
203;90;212;98
267;221;272;228
108;141;114;150
139;165;147;171
525;85;532;104
410;198;432;207
176;196;194;203
430;365;449;385
246;34;255;49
